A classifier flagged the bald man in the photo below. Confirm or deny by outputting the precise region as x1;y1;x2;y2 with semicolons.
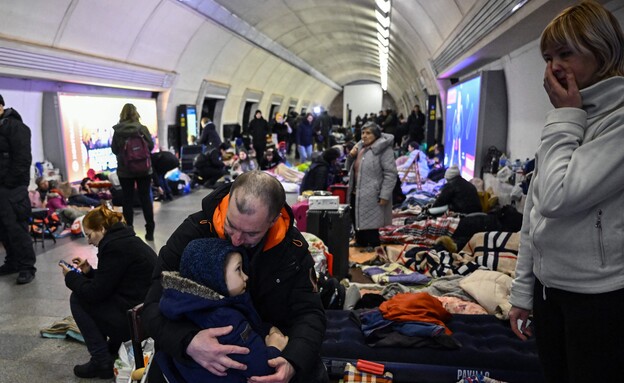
143;170;327;383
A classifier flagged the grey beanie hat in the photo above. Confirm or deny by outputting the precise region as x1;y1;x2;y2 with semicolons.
445;165;460;180
180;238;243;296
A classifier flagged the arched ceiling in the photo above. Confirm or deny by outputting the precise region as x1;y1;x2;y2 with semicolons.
0;0;615;117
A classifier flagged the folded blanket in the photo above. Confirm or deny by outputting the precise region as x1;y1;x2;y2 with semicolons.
459;232;520;277
362;263;430;286
459;269;512;320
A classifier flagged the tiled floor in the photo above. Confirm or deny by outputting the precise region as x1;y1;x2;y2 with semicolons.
0;187;215;383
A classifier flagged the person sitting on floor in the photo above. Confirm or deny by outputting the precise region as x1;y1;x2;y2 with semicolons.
259;147;284;170
396;141;430;182
60;205;157;379
44;187;88;226
151;150;180;201
431;165;482;214
231;148;258;177
156;237;288;383
192;143;230;187
300;147;341;193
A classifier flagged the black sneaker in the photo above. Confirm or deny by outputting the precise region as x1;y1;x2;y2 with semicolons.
16;271;35;284
73;359;114;379
0;264;19;276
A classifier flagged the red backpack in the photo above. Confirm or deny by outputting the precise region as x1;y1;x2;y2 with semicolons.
123;132;151;174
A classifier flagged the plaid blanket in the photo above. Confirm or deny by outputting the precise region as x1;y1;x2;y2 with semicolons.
379;216;460;245
391;231;520;279
343;362;393;383
458;231;520;278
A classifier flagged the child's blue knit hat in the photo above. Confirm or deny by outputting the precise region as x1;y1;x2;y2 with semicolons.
180;238;242;296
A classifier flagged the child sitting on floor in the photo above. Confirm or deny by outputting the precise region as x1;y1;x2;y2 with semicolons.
156;238;288;383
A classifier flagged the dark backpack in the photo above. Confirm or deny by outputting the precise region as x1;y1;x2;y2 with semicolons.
393;175;406;204
123;132;151;174
318;273;345;310
483;146;503;175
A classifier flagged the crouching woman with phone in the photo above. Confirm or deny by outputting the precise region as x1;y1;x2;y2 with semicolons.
59;205;157;379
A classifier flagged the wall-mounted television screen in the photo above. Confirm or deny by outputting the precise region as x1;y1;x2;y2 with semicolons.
443;70;508;180
46;93;158;182
444;76;481;179
177;104;198;146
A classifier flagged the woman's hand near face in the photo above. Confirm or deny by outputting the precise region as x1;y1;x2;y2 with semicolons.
349;146;358;157
544;62;582;109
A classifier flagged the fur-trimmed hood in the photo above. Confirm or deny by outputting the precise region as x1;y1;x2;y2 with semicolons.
162;271;223;301
160;271;255;321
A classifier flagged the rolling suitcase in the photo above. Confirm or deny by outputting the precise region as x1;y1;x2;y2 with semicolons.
291;200;309;233
307;205;350;279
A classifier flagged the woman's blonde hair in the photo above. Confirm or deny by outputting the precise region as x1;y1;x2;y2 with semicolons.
83;204;125;232
119;103;141;123
540;1;624;78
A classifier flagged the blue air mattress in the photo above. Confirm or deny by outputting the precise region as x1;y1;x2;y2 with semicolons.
321;310;544;383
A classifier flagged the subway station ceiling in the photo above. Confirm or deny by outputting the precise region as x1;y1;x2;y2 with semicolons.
0;0;616;113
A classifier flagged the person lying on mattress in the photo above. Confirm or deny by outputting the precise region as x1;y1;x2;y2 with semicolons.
156;238;288;383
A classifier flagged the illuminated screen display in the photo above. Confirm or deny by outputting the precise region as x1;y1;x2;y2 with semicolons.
57;93;158;182
444;76;481;179
186;105;198;144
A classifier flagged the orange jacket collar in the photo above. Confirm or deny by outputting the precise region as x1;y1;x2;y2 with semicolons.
213;193;291;251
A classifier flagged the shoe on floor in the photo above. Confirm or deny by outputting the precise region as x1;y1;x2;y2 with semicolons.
16;271;35;284
73;359;114;379
0;264;19;276
145;233;154;241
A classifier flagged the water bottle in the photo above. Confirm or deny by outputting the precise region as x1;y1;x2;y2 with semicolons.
499;154;508;168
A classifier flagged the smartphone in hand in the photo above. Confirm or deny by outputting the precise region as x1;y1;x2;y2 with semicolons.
59;260;81;274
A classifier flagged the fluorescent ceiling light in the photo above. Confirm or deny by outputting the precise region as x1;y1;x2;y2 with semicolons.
378;42;388;54
377;33;389;47
377;23;389;39
376;0;391;14
512;0;529;13
375;9;390;29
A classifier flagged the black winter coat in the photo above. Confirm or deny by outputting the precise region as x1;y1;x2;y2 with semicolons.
259;152;284;170
273;122;290;143
0;108;31;189
198;121;222;149
248;117;269;147
407;110;426;143
432;176;482;214
142;184;326;377
111;121;155;178
65;223;157;313
193;148;225;173
151;151;180;175
300;158;333;192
